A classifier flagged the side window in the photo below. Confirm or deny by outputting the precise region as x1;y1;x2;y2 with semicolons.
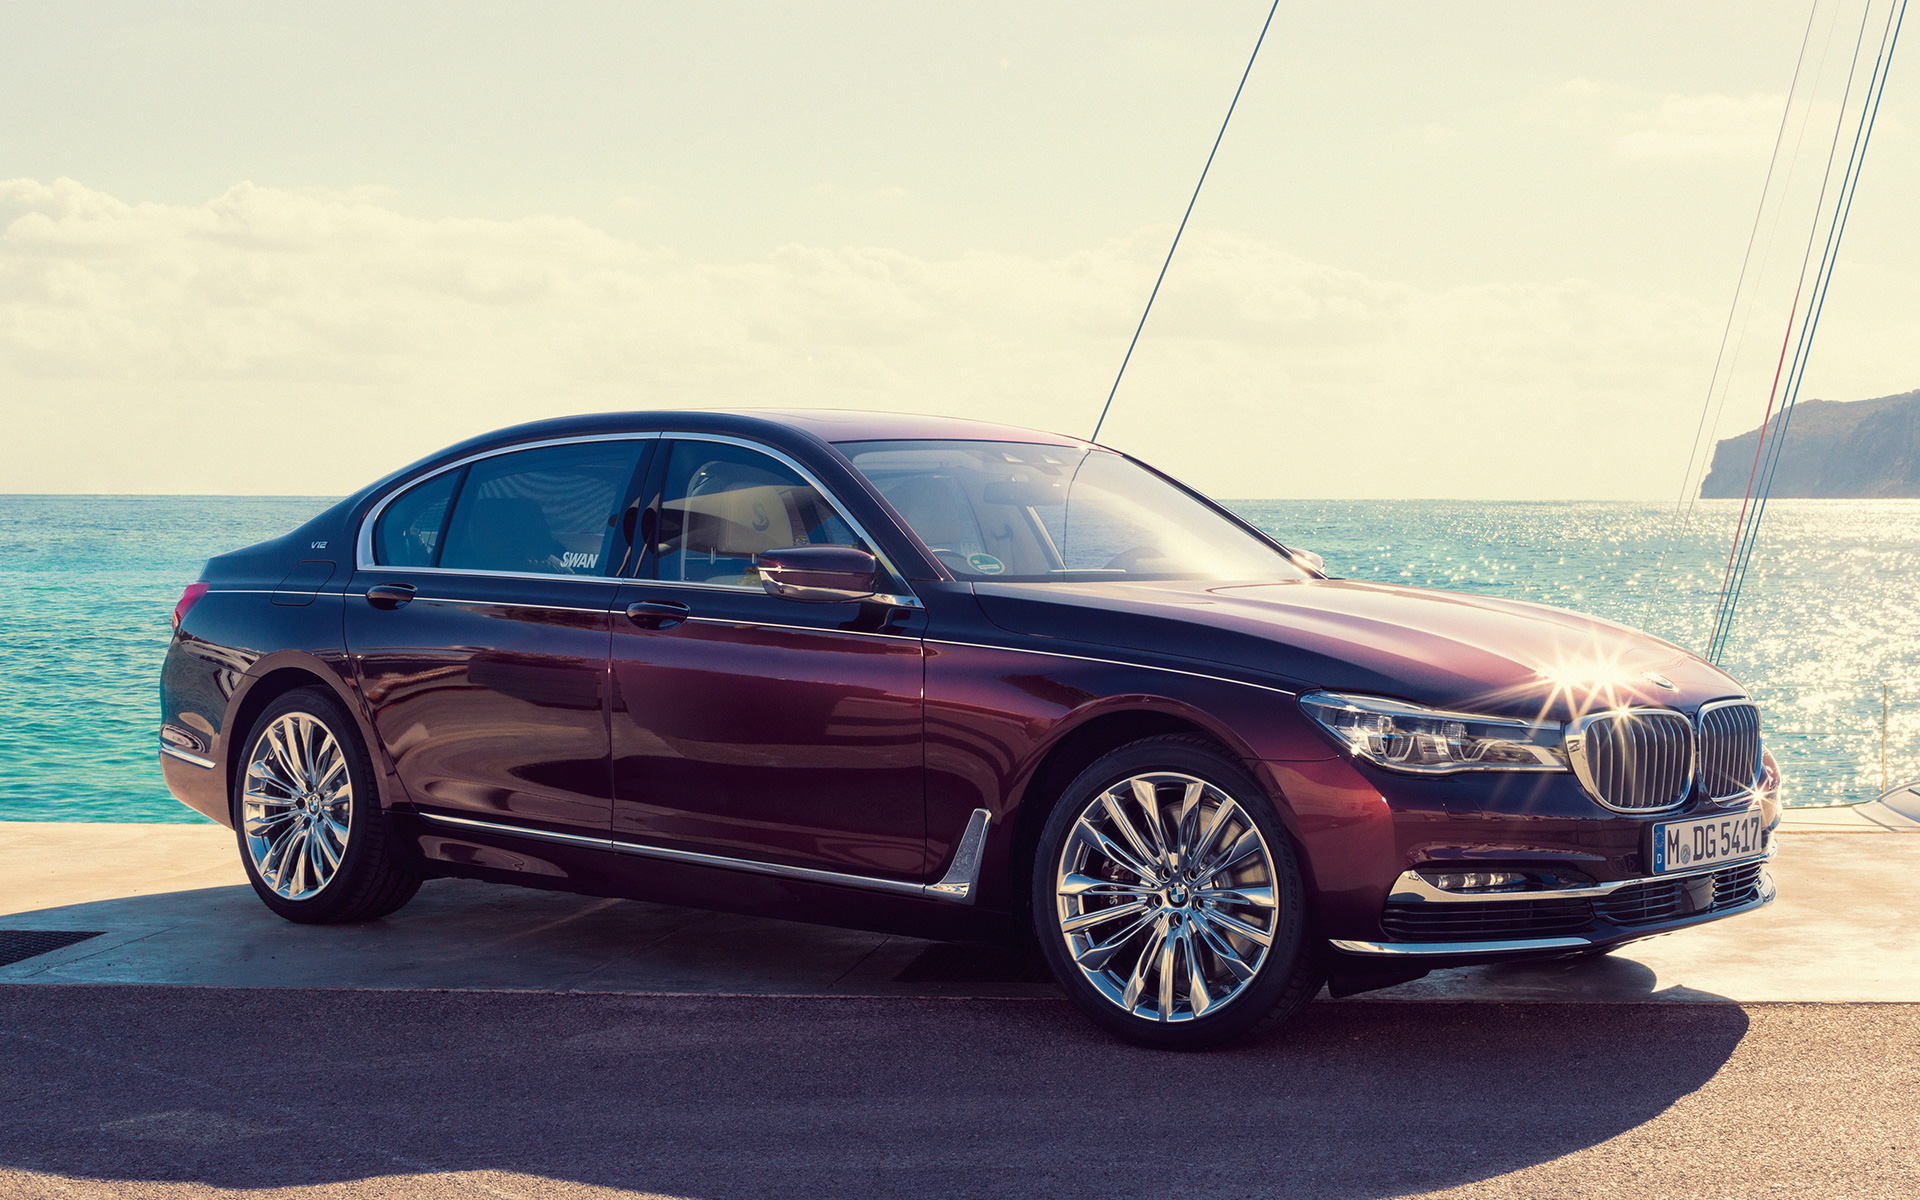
654;441;867;587
373;469;461;568
438;442;642;577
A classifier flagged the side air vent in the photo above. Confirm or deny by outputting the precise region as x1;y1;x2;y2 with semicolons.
1569;709;1694;812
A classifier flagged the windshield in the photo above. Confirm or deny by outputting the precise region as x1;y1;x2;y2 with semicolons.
839;440;1309;583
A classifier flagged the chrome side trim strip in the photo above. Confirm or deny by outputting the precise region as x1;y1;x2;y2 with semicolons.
922;638;1300;697
416;808;994;905
159;745;217;770
925;808;992;901
1387;844;1775;904
416;812;615;851
608;838;930;898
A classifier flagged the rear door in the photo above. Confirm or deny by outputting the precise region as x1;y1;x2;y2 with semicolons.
347;436;654;841
608;435;928;879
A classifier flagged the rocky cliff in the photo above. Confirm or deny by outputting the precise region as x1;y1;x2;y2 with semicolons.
1699;388;1920;498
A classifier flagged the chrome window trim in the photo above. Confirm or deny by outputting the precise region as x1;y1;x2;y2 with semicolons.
923;637;1300;698
354;428;925;607
624;576;921;609
651;430;922;608
415;807;992;905
354;432;663;575
1386;843;1775;904
159;744;217;770
1565;706;1696;814
349;566;635;586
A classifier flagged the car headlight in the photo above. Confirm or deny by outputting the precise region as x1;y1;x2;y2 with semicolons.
1298;691;1568;774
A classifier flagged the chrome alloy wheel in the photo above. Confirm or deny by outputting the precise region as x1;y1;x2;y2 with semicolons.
1053;771;1279;1023
242;712;353;901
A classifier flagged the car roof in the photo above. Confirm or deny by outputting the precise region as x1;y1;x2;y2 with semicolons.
736;408;1090;447
351;408;1099;510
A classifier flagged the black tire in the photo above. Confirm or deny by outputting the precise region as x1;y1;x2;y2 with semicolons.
1030;734;1322;1050
231;686;422;924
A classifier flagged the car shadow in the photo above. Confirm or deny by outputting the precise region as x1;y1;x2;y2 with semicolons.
1354;948;1740;1003
0;980;1749;1199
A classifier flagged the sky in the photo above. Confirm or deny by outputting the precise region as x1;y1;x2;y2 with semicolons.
1;1;1914;498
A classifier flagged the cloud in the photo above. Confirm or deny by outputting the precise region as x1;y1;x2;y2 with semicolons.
1527;81;1801;162
1;177;1733;498
1615;92;1790;161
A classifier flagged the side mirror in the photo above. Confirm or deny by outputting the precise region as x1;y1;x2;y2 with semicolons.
1293;549;1325;574
754;545;880;603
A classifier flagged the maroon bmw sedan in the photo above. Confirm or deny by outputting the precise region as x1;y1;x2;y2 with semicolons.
161;410;1779;1047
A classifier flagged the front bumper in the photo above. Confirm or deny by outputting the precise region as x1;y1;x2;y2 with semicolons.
1328;847;1775;959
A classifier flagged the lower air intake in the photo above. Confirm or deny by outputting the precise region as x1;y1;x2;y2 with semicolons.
1379;898;1594;942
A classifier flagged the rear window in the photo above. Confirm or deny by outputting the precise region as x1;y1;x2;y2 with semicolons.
372;470;460;568
433;442;643;577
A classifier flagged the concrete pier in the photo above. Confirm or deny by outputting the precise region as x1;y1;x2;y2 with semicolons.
2;811;1916;1002
3;812;1917;1199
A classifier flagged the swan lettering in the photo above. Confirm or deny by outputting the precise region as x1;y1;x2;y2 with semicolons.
561;551;600;570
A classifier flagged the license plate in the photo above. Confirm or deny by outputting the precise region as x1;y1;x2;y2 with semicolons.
1651;808;1764;874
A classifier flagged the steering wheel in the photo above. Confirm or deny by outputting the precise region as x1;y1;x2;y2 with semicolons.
1101;545;1164;572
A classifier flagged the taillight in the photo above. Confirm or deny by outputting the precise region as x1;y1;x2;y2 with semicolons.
173;582;210;632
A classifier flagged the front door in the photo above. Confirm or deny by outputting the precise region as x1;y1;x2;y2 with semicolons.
347;437;652;840
609;436;927;880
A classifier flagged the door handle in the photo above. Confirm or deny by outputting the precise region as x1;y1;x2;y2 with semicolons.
365;583;417;610
626;600;691;630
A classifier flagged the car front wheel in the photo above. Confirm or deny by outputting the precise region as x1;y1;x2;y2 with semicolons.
1032;735;1321;1049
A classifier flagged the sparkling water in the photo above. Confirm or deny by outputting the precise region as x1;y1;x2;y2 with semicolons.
1;495;1913;823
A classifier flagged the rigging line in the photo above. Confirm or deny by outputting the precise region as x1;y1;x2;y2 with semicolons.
1712;0;1905;661
1690;39;1836;518
1712;0;1891;660
1692;1;1845;518
1678;0;1824;511
1708;0;1875;659
1710;0;1878;661
1090;0;1282;444
1740;5;1893;589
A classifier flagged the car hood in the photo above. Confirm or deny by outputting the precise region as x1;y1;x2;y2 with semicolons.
971;578;1743;722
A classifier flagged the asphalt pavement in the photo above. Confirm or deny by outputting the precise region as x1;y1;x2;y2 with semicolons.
2;986;1917;1200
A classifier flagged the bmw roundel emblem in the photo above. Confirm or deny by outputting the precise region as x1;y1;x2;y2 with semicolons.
1645;672;1678;691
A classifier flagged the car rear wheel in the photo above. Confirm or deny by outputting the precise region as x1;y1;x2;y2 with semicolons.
232;686;422;923
1031;735;1322;1049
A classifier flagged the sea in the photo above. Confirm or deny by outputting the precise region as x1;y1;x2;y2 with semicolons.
2;495;1915;823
